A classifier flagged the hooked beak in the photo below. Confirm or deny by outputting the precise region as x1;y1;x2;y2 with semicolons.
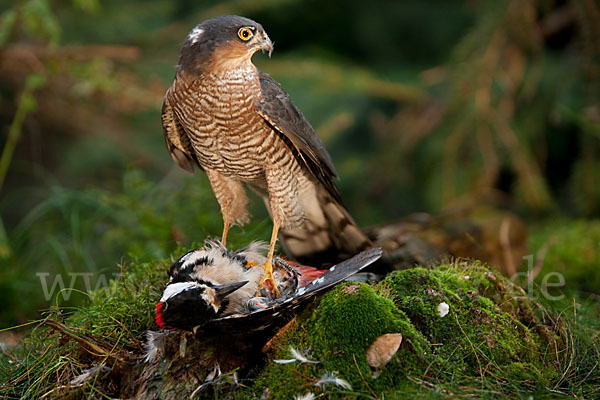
259;35;274;58
213;281;248;299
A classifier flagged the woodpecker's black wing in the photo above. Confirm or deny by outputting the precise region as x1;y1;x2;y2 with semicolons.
203;247;383;333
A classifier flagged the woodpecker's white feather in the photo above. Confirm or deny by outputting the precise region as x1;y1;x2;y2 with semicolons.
144;330;170;363
274;346;319;364
315;371;352;390
294;393;316;400
160;281;202;302
70;363;109;386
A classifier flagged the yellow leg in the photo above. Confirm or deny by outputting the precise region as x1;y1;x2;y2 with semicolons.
221;217;230;246
257;220;280;296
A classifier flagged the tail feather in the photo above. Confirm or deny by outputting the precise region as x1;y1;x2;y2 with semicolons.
279;183;372;266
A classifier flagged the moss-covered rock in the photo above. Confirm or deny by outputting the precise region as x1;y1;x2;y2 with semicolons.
380;263;556;384
252;283;431;399
247;260;559;398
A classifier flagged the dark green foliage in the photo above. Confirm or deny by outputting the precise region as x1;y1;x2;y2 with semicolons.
0;169;271;326
529;219;600;294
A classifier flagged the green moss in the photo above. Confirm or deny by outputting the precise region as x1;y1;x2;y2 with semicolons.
380;264;551;381
251;283;431;399
0;256;171;399
249;261;561;398
504;362;544;385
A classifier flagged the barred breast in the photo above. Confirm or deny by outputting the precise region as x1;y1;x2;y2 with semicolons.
169;67;302;185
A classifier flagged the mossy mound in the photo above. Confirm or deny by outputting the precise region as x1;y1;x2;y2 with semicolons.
4;251;596;399
248;261;559;399
251;283;430;399
379;263;557;384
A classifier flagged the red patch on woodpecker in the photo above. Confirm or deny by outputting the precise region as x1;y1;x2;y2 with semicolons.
155;301;170;330
293;264;327;288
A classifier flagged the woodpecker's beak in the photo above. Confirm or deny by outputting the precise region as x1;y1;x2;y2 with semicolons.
213;281;248;299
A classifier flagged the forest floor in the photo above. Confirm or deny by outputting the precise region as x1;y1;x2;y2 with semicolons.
0;218;599;399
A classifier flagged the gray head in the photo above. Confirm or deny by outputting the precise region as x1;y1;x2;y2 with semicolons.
177;15;274;75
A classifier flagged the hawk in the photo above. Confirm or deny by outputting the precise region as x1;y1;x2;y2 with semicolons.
161;15;371;293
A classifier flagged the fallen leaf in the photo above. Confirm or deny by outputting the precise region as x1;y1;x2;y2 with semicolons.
366;333;403;373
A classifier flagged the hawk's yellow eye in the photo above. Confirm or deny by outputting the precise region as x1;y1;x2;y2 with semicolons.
238;27;253;41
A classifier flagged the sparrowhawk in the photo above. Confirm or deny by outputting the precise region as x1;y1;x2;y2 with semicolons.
161;15;371;293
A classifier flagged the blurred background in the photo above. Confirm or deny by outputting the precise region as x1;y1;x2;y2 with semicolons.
0;0;599;327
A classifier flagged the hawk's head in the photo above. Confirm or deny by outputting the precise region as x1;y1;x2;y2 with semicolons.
178;15;273;75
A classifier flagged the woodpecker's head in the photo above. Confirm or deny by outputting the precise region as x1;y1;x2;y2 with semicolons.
155;280;248;330
156;241;266;330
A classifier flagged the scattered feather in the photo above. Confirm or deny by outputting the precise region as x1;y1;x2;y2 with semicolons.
290;347;320;364
70;363;109;386
144;330;170;363
205;363;222;383
273;358;296;365
274;346;319;364
315;371;352;390
438;302;450;317
190;363;239;397
191;363;221;397
294;393;316;400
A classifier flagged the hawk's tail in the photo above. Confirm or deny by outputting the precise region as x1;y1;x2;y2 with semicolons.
278;183;373;266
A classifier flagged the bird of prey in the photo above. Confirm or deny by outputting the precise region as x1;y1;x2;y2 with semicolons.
161;15;371;293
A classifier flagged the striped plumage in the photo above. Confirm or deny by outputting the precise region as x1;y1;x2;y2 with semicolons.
161;16;371;289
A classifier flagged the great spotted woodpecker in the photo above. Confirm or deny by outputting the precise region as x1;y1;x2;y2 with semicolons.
155;240;382;332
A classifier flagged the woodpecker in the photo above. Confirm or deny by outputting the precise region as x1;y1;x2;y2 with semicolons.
155;241;382;332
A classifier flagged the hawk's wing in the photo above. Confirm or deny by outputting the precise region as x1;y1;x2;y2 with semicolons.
256;71;342;203
161;86;200;173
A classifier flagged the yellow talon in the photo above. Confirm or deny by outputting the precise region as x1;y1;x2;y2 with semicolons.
257;260;280;297
256;219;281;296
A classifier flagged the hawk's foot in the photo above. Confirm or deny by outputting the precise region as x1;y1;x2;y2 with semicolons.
256;260;280;297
